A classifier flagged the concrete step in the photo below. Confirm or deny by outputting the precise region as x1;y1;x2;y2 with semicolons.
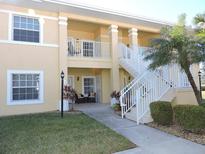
140;111;153;123
125;107;137;122
125;107;153;124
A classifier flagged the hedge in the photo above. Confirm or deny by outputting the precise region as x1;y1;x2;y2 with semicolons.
150;101;173;126
173;105;205;133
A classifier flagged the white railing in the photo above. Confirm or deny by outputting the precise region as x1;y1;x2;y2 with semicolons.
119;44;191;124
119;43;190;87
68;37;110;58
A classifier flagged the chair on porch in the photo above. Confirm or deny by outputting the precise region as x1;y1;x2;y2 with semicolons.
88;92;96;103
75;93;86;104
75;93;96;103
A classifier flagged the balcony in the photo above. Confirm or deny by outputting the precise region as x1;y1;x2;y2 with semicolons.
67;37;112;68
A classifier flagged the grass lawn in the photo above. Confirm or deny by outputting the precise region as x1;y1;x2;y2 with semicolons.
0;112;135;154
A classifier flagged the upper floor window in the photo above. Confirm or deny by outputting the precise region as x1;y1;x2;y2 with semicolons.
13;15;40;43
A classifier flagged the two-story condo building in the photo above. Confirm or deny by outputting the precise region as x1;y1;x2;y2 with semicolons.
0;0;199;123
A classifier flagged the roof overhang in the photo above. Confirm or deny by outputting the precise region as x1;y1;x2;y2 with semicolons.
1;0;174;32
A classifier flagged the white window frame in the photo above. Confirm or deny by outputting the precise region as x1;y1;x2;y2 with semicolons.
82;76;96;95
10;14;43;44
81;40;95;57
7;70;44;105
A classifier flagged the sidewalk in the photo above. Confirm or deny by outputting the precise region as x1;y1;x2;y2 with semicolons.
75;103;205;154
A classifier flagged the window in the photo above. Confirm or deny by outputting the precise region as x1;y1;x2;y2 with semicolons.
82;41;94;57
7;70;44;105
83;77;96;95
13;15;40;43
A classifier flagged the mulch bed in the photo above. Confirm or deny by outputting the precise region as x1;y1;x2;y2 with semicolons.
147;122;205;145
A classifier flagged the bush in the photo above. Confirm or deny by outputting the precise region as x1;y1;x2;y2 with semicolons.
173;105;205;133
200;102;205;108
150;101;173;126
112;104;121;111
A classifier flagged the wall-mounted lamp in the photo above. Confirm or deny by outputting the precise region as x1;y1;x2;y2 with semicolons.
128;76;131;80
77;76;80;81
28;9;36;15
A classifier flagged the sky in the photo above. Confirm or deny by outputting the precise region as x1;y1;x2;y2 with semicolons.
64;0;205;25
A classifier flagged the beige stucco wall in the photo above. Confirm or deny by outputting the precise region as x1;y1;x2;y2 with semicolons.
101;69;111;103
0;3;58;18
0;12;8;40
172;88;198;105
138;31;159;46
0;4;60;116
119;68;133;89
0;44;59;116
118;28;159;47
44;19;58;44
68;68;111;103
0;3;59;45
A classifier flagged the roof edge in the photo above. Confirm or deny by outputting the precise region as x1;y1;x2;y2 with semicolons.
43;0;174;26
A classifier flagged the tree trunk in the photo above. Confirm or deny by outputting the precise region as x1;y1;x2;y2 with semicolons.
184;68;201;104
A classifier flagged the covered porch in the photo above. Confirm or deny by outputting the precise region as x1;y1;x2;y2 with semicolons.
67;68;111;104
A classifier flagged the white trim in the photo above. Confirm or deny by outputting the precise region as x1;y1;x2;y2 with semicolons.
58;16;68;26
59;16;68;20
67;75;75;88
58;21;68;26
82;76;96;95
39;17;45;44
0;9;58;21
108;25;118;33
128;28;138;36
0;40;58;47
7;70;44;105
8;12;12;41
11;14;41;43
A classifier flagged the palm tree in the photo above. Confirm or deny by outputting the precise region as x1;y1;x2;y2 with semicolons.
144;14;205;104
194;13;205;38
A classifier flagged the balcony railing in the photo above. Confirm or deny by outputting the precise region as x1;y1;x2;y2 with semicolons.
68;37;110;58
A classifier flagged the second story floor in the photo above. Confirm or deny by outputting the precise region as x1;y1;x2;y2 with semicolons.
0;0;171;68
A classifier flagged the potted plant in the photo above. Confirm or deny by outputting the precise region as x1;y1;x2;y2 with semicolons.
59;85;76;111
65;85;76;111
110;91;121;111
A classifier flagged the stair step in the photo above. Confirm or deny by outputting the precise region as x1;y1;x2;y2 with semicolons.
125;107;153;123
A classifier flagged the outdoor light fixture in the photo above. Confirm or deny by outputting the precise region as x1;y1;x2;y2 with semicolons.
28;9;36;15
77;76;80;81
61;71;65;78
198;71;202;101
61;71;65;118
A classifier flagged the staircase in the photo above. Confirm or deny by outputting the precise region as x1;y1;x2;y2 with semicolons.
119;43;190;124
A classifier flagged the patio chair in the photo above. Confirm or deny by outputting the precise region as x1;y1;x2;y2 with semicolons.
75;93;86;104
88;92;96;103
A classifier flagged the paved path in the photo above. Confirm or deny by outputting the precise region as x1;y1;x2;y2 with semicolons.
75;103;205;154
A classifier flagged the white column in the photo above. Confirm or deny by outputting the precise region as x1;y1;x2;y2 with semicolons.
109;25;120;91
128;28;138;47
58;16;68;81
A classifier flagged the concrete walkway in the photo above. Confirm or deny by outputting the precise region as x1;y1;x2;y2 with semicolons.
75;103;205;154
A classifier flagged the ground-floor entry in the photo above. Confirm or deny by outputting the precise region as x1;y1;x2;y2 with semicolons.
67;68;110;104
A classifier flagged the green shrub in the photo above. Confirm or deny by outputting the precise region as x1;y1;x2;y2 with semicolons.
200;102;205;108
150;101;173;126
173;105;205;133
112;104;121;111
